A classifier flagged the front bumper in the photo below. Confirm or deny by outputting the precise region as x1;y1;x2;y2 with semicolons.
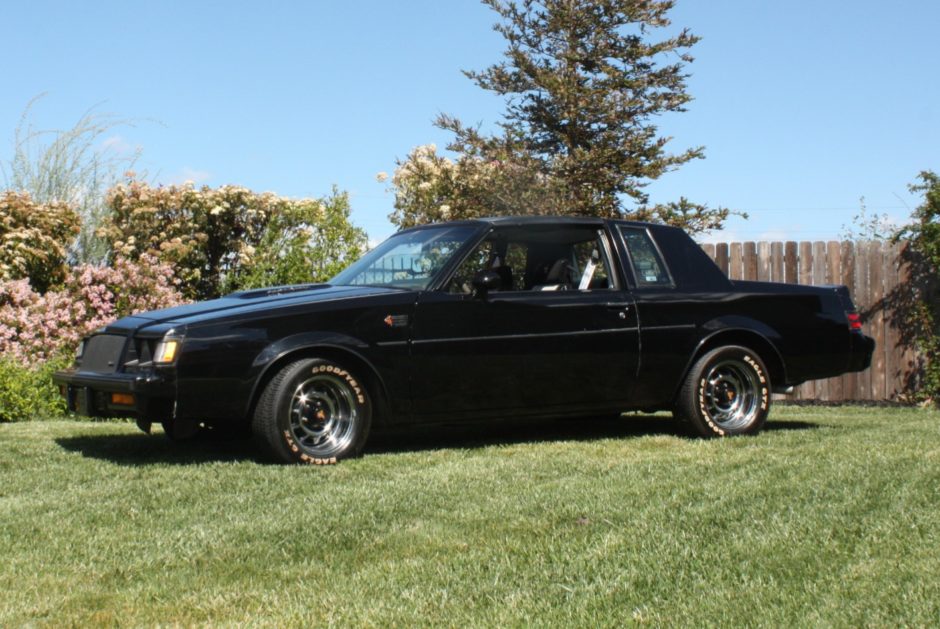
52;369;175;419
848;333;876;373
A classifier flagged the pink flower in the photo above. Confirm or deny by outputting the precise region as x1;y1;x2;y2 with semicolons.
0;256;187;366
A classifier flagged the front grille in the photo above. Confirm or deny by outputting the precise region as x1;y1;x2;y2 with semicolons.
80;334;127;373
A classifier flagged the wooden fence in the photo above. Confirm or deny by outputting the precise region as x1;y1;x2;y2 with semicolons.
700;241;917;402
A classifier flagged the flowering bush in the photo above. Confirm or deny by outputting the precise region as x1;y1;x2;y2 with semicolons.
0;254;185;365
0;191;80;292
99;179;367;300
386;143;736;234
386;144;564;229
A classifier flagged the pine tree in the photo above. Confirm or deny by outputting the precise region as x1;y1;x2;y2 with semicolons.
390;0;736;233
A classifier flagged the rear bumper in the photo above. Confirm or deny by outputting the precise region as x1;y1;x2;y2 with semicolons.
52;369;174;419
848;334;876;373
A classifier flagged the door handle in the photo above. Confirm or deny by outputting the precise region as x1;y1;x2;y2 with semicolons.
603;302;631;321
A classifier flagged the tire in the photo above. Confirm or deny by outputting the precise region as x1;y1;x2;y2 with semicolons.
251;358;372;464
161;417;201;441
674;345;770;437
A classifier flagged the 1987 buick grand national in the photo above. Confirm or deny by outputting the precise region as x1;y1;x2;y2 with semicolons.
54;217;874;463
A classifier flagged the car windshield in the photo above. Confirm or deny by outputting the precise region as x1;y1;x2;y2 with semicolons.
330;224;480;290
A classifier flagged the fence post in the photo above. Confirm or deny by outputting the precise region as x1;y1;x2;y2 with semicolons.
715;243;729;275
841;241;857;399
855;241;872;400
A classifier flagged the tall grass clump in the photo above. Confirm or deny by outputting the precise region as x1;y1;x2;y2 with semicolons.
1;94;141;264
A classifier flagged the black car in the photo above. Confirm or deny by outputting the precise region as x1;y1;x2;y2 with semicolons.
54;217;874;463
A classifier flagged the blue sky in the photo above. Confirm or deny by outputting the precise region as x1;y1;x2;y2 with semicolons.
1;0;937;244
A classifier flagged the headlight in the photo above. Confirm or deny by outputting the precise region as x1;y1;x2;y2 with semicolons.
154;338;182;364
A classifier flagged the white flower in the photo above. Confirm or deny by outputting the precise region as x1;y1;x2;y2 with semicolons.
210;206;224;216
439;204;451;219
417;181;432;191
375;171;388;183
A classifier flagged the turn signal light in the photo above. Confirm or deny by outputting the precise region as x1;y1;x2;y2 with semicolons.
111;393;135;406
847;312;863;331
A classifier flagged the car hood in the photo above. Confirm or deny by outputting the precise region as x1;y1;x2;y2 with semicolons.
106;284;407;333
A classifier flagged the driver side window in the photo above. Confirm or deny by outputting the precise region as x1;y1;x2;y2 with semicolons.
448;239;528;294
448;240;496;294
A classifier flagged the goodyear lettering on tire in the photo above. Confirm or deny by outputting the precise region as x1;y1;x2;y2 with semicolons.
311;365;366;404
283;430;339;465
743;355;770;410
698;376;726;436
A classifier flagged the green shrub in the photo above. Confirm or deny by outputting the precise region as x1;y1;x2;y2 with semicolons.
230;187;366;291
894;171;940;404
0;356;69;422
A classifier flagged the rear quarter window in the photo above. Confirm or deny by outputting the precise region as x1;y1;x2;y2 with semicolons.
618;226;672;287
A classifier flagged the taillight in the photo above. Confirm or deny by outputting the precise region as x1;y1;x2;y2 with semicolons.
847;312;862;331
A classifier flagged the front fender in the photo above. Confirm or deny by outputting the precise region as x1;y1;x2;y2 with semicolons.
245;331;388;420
251;331;370;369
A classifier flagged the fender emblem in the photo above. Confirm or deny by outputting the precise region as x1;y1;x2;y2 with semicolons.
383;314;409;328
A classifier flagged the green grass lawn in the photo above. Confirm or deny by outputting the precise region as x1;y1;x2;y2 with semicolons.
2;407;939;627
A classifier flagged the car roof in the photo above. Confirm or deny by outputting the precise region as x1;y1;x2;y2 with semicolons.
397;215;671;232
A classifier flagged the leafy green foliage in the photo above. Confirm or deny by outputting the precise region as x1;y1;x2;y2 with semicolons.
898;171;940;266
233;187;367;291
0;356;68;422
841;197;896;241
389;0;737;233
0;191;80;292
100;179;367;300
893;171;940;404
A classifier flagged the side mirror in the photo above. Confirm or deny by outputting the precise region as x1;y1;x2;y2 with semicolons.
471;270;502;298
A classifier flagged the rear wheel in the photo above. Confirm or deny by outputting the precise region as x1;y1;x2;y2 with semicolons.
675;345;770;437
252;358;372;464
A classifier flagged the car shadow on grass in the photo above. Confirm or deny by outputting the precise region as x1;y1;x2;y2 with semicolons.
55;430;262;466
54;415;820;466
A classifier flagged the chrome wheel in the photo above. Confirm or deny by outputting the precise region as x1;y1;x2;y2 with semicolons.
702;359;760;431
288;373;358;456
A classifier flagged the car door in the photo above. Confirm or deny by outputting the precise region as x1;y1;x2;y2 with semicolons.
408;223;639;420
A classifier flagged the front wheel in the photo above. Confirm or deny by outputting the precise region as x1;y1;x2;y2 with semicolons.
252;358;372;464
674;345;770;437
